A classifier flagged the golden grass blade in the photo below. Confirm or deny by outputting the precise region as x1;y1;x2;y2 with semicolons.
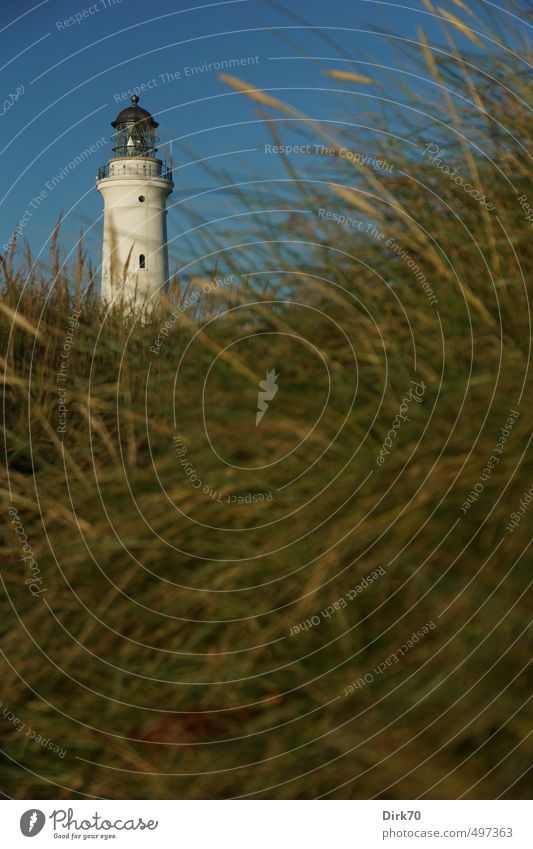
0;301;43;342
437;7;482;44
451;0;474;15
329;184;380;219
322;69;374;84
418;27;440;80
219;74;300;117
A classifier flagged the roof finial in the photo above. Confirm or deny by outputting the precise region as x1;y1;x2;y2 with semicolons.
131;94;139;106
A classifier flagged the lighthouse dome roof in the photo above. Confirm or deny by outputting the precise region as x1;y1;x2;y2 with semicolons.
111;95;159;128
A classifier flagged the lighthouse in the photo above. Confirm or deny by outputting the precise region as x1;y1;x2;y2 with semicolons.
96;95;173;306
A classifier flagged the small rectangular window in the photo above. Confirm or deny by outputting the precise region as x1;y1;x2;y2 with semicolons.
139;254;146;269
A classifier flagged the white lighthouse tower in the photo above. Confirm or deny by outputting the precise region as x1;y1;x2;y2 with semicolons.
96;95;173;306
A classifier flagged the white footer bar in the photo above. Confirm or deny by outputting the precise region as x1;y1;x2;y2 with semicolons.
1;799;529;848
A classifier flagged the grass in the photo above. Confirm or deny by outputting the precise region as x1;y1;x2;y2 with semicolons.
0;1;531;799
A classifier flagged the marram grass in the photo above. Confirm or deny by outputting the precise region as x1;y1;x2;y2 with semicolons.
1;3;531;799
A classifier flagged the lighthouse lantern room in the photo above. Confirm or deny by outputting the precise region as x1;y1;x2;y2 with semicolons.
97;95;173;306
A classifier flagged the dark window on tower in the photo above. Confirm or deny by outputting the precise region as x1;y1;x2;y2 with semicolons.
139;254;146;269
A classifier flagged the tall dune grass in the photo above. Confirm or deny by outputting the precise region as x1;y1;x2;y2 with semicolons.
1;2;531;799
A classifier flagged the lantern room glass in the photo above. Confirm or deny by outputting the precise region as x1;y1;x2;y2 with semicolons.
112;122;158;158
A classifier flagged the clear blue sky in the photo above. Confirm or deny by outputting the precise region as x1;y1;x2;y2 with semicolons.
0;0;500;277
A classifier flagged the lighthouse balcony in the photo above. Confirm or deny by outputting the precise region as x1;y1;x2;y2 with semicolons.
97;158;172;181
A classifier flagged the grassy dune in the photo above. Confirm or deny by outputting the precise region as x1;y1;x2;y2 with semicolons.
1;3;531;798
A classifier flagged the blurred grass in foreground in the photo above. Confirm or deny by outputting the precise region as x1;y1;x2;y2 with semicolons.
1;2;532;798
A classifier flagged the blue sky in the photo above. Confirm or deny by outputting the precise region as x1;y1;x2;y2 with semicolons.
0;0;503;277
